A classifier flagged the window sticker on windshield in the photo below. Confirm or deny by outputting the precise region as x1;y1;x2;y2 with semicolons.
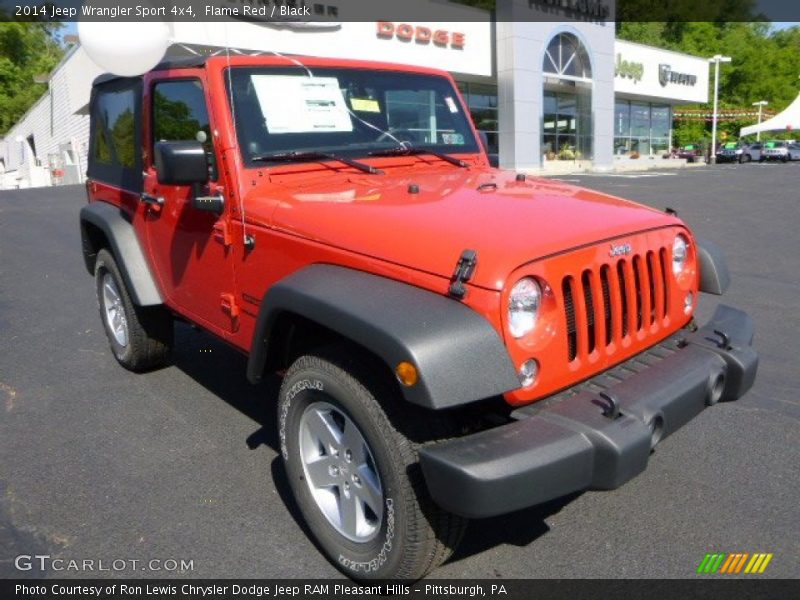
441;132;465;145
445;96;459;113
251;75;353;134
350;98;381;113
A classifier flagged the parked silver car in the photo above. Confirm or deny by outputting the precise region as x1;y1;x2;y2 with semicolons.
744;142;763;162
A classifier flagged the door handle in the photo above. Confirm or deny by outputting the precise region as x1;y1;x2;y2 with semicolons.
140;192;164;207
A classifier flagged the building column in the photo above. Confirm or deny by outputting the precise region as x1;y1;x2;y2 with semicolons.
495;16;542;171
588;29;615;171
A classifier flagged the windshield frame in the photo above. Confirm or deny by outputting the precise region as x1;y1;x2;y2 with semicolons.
223;65;482;168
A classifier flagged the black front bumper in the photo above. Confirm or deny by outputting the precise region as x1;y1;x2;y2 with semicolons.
419;305;758;518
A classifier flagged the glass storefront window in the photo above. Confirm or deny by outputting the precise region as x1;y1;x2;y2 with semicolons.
630;102;650;137
543;89;592;160
457;81;498;156
651;138;669;155
541;32;593;162
614;101;630;138
543;33;592;80
613;100;672;157
651;105;670;139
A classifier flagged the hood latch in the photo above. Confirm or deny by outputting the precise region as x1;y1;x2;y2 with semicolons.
448;249;477;300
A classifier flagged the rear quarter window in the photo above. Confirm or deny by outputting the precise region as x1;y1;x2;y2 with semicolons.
88;77;143;192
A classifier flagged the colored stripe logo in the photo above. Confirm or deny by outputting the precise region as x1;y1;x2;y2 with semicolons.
697;552;773;574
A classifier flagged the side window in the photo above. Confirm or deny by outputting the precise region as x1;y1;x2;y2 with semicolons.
152;79;215;179
91;89;136;167
153;80;212;151
88;79;142;192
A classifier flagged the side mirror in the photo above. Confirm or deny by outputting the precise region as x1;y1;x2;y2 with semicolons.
154;140;209;186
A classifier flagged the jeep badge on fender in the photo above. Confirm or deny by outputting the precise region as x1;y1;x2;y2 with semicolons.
79;54;758;581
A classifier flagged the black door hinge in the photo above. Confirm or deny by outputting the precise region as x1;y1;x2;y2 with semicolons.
449;249;477;300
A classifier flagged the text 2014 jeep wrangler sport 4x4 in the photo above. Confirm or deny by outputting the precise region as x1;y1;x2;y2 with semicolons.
80;55;758;580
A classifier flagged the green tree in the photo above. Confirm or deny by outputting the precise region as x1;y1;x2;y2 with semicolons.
0;21;64;134
153;90;202;142
619;19;800;142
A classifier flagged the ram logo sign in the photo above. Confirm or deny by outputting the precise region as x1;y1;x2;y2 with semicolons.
659;63;698;87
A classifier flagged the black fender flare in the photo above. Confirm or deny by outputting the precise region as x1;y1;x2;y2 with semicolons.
246;264;520;410
79;202;163;306
696;237;730;295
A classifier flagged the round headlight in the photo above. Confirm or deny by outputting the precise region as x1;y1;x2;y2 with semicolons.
508;278;541;338
672;234;689;275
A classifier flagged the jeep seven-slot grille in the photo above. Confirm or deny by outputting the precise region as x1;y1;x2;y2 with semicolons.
563;248;670;362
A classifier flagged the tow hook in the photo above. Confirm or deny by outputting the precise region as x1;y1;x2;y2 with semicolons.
595;391;621;420
708;329;732;350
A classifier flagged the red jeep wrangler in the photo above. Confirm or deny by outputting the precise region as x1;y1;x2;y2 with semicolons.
80;55;758;580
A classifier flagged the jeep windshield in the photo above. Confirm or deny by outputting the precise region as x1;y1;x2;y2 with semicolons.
226;66;480;167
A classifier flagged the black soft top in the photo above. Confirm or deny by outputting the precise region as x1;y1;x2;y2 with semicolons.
91;56;209;87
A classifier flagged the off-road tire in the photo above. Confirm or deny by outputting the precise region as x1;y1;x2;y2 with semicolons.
278;346;468;581
94;249;172;371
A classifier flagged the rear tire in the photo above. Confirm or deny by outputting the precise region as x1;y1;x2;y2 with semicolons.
94;249;172;372
278;346;467;581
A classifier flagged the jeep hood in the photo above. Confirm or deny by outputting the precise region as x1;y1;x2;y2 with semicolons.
252;167;681;291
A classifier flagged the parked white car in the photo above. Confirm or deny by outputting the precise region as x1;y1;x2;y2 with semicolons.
761;140;800;162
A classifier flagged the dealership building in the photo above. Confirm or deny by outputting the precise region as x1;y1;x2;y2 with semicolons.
0;0;710;189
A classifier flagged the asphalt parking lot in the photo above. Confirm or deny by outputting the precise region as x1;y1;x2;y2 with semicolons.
1;162;798;580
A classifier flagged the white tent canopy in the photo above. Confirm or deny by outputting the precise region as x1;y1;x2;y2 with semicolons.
740;92;800;137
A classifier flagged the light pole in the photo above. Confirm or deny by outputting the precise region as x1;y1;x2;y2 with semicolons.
708;54;731;164
752;100;768;141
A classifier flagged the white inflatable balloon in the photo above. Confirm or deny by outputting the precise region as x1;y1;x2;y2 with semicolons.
78;21;171;77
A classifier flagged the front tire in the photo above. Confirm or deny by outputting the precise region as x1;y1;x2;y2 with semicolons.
278;348;467;581
94;249;172;371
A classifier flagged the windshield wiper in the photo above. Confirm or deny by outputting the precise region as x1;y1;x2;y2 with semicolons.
251;151;383;175
368;145;469;168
